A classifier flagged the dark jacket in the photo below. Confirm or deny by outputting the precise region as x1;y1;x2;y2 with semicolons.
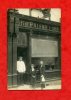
40;65;45;76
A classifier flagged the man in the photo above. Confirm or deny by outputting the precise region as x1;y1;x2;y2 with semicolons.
39;61;45;89
17;57;26;85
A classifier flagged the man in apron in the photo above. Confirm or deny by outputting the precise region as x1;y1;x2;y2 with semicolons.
17;57;26;85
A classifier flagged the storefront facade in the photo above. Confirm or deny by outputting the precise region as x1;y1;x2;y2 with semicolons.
8;11;61;87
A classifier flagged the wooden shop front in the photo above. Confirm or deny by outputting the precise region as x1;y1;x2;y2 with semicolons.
8;11;61;87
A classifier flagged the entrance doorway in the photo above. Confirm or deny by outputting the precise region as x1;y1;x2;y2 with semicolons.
17;47;28;64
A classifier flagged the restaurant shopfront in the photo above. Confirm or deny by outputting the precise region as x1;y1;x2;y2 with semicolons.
8;11;61;87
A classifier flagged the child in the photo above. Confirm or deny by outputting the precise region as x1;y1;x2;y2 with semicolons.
41;74;45;89
31;64;36;88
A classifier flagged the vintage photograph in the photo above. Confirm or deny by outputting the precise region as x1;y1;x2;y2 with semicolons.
8;8;61;90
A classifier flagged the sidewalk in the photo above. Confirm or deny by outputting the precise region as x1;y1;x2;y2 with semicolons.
8;80;61;90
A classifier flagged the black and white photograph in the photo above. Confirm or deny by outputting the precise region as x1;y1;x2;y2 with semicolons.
8;8;61;90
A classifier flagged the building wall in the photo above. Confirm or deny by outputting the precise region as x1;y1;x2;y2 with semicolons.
50;9;61;22
17;8;61;22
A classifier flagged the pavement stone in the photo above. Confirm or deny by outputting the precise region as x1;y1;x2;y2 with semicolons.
8;80;61;90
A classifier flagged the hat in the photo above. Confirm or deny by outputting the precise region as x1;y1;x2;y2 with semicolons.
18;56;23;59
